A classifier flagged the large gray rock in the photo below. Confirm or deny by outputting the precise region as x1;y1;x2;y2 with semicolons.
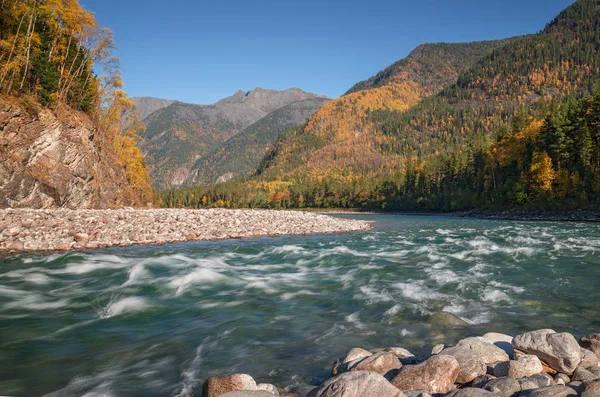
581;335;600;360
512;330;581;374
493;355;543;378
572;367;598;382
484;377;521;397
441;346;487;383
456;337;510;365
447;388;497;397
218;392;277;397
203;374;257;397
520;374;555;389
581;348;600;368
351;351;402;376
332;349;401;377
391;355;460;394
589;367;600;377
482;332;515;358
310;371;405;397
582;379;600;393
527;385;578;397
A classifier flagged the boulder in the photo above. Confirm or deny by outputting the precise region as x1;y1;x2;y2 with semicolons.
447;388;497;397
257;383;280;395
483;377;521;397
581;348;600;368
441;346;487;383
332;348;372;375
203;374;257;397
572;367;598;382
383;347;418;364
482;332;515;358
428;311;469;327
284;385;317;397
527;385;578;397
456;337;510;365
471;374;495;389
567;381;583;393
512;330;581;374
581;335;600;359
589;367;600;377
493;355;543;378
351;351;402;376
520;374;555;388
582;379;600;393
310;371;405;397
391;354;460;394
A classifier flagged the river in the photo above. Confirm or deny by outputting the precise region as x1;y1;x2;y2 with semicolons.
1;214;599;396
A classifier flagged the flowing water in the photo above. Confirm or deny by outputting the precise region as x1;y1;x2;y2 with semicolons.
1;214;599;396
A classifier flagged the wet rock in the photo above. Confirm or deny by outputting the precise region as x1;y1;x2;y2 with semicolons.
257;383;280;395
483;377;521;397
512;330;581;374
428;312;469;327
572;367;598;382
581;335;600;360
391;354;460;394
310;371;405;397
203;374;257;397
456;337;510;365
493;355;543;378
527;385;578;397
441;346;487;383
482;333;515;358
581;348;600;368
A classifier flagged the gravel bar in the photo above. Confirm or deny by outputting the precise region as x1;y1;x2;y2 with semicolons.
0;208;372;253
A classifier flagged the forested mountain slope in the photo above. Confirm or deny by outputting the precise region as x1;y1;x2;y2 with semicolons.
188;97;330;186
139;88;327;188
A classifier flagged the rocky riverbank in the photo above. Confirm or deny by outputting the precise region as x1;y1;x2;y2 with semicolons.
0;208;372;253
202;326;600;397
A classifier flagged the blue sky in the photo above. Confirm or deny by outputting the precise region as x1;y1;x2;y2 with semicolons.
80;0;575;104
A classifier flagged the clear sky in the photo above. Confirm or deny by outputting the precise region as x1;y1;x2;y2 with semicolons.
80;0;576;104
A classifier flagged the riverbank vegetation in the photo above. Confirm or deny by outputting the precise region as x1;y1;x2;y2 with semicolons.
0;0;153;202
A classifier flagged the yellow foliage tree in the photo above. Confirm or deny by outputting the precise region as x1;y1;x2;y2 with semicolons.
530;151;555;192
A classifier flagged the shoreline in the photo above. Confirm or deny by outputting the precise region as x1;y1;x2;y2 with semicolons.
202;326;600;397
0;208;372;254
315;208;600;223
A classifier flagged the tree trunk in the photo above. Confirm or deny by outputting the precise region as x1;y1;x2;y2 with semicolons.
19;11;36;92
0;12;27;89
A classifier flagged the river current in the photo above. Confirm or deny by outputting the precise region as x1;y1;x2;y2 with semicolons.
1;214;599;396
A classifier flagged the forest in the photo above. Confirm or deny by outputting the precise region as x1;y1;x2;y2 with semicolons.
161;89;600;211
0;0;153;202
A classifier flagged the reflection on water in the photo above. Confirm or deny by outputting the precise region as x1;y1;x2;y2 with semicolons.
0;215;599;396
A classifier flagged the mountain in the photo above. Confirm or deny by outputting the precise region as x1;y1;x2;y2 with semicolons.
139;87;328;188
163;0;600;211
131;97;177;120
188;97;330;185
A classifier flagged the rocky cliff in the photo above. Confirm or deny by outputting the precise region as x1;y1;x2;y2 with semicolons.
0;96;138;209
